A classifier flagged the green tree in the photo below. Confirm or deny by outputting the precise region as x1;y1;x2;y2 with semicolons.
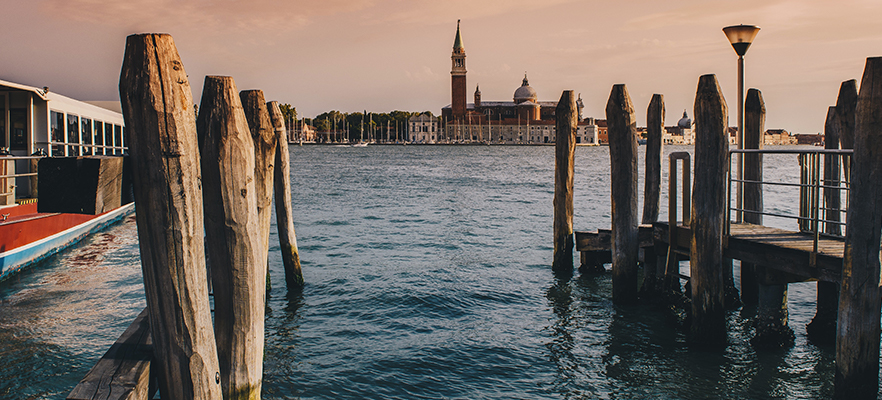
280;104;297;123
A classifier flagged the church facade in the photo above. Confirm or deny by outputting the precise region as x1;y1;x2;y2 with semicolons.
440;21;598;145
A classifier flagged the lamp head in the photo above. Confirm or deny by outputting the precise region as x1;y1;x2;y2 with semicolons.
723;24;760;56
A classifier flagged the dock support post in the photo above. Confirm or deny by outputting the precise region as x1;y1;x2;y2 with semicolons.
741;87;764;307
268;101;304;289
807;106;843;344
835;57;882;399
689;74;728;345
606;84;639;304
552;90;577;277
640;94;664;296
119;33;222;399
198;76;265;399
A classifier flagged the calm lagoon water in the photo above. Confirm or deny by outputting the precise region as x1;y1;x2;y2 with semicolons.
0;144;873;398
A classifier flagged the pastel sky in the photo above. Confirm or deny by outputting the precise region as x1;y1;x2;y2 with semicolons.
2;0;881;133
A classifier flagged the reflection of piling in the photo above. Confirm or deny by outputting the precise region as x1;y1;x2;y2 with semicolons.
268;101;304;289
552;90;576;276
198;76;264;399
835;57;882;399
606;84;639;304
119;33;221;398
689;74;728;346
640;94;664;295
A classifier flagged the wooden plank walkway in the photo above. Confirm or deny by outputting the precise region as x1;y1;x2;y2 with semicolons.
67;308;155;400
653;221;845;283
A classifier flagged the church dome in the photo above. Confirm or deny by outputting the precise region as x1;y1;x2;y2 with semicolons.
513;75;538;104
677;110;692;128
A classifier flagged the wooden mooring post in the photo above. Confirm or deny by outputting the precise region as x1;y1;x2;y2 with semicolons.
835;57;882;399
806;105;841;344
606;84;639;303
197;76;265;399
268;101;304;289
689;74;728;345
640;94;664;296
241;90;277;275
740;88;764;306
552;90;577;276
118;33;222;398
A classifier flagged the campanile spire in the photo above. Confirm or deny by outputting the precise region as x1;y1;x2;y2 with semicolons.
451;19;467;120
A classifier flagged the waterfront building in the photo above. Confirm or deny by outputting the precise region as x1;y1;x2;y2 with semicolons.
408;113;439;143
663;111;695;145
795;133;824;146
764;128;797;145
439;21;598;145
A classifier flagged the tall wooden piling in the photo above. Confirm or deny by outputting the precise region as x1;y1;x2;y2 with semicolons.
835;79;858;151
552;90;577;276
606;84;639;304
267;101;304;289
690;74;728;345
641;94;664;295
835;57;882;399
197;76;264;400
118;34;222;399
807;106;841;344
241;90;277;270
741;88;764;306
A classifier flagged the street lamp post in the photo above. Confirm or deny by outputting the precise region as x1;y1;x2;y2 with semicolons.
723;24;760;223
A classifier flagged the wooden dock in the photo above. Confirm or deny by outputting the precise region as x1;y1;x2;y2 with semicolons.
654;222;845;284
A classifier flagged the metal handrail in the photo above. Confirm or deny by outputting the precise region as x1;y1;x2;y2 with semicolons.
727;148;852;259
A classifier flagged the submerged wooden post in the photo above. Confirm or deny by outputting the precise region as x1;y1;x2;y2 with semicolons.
267;101;304;289
197;76;264;399
640;94;664;295
835;57;882;399
118;33;221;398
807;106;841;344
740;88;764;307
241;90;277;265
690;74;728;345
552;90;577;276
606;84;639;304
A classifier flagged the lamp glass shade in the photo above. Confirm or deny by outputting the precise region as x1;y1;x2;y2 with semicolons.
723;25;760;56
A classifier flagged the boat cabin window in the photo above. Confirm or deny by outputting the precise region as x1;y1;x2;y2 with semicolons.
0;103;5;149
114;125;122;154
10;109;26;150
94;121;104;155
67;114;80;156
104;122;113;154
50;110;65;156
81;118;92;155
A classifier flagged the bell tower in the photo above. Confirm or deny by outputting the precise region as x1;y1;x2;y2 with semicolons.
451;20;467;121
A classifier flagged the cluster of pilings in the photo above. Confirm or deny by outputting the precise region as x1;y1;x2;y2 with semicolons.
119;33;303;399
552;57;882;398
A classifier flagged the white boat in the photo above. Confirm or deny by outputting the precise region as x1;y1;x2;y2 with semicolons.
0;79;134;282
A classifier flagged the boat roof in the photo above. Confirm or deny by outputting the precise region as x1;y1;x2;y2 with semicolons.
0;78;124;123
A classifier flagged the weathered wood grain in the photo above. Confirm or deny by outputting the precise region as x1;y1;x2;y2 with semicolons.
552;90;577;276
606;84;639;304
640;94;664;295
240;90;277;274
836;57;882;399
118;33;221;399
267;101;304;289
197;76;264;400
67;309;155;400
689;74;728;345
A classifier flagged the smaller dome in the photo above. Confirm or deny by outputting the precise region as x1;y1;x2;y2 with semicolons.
514;74;538;103
677;110;692;129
